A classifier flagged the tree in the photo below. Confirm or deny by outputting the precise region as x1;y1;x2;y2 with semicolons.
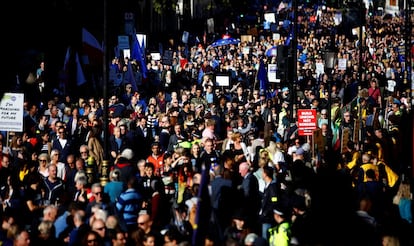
153;0;178;14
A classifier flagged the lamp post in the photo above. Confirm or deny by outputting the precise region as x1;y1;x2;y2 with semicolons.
291;0;298;117
101;0;110;186
359;0;364;82
176;0;183;30
406;0;414;180
324;50;336;150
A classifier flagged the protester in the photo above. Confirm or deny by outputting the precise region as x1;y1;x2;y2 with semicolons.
3;3;413;245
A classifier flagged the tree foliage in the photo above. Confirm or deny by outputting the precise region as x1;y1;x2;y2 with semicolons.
153;0;178;14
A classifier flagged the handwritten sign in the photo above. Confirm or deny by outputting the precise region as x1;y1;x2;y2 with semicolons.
0;93;24;132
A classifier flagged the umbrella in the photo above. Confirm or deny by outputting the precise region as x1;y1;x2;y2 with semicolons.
208;37;240;48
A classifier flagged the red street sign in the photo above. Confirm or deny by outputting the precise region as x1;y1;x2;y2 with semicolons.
297;109;317;136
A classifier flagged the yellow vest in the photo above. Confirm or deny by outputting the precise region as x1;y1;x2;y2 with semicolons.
346;151;361;170
377;161;399;188
360;163;379;182
268;221;291;246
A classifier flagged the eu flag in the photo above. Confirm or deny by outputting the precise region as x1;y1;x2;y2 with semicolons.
131;31;148;79
257;59;268;93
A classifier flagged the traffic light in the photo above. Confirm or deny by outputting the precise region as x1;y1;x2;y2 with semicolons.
368;4;373;16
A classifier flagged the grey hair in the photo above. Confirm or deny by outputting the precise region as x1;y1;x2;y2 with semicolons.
91;182;102;190
43;205;58;217
75;175;88;186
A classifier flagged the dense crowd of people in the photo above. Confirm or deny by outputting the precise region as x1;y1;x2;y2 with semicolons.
0;3;413;246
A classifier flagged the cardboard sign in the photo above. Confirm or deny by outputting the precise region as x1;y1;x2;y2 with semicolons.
0;93;24;132
268;64;279;83
118;35;130;50
241;35;253;43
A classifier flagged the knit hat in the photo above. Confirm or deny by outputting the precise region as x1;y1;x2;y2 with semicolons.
120;148;134;160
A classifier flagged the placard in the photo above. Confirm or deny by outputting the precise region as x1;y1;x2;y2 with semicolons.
352;26;366;40
136;34;147;49
118;35;130;50
338;58;347;70
163;50;174;65
241;35;252;43
151;53;161;61
215;75;230;87
297;109;317;136
264;13;276;23
272;33;281;41
123;49;131;59
268;64;279;83
182;31;189;44
207;18;215;33
315;62;324;77
0;93;24;132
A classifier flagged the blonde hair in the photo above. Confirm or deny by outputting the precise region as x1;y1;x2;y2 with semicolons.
382;235;400;246
205;118;216;127
231;132;242;141
38;220;54;236
50;149;60;158
398;182;412;199
393;181;412;205
38;153;50;163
